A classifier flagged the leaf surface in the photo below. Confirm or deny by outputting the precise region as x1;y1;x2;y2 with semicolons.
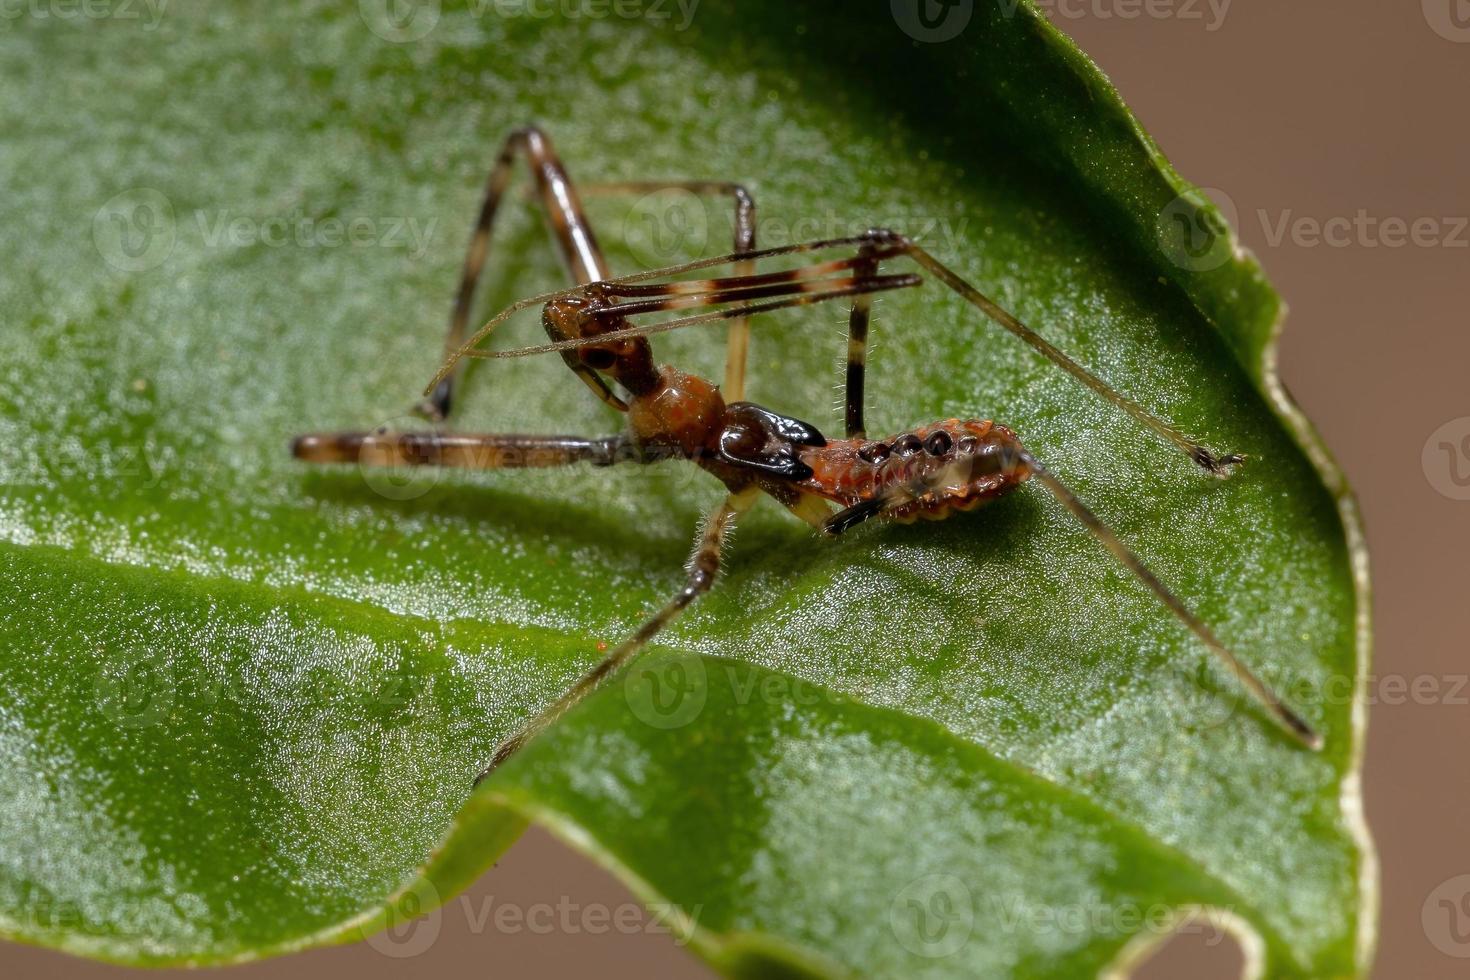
0;3;1372;976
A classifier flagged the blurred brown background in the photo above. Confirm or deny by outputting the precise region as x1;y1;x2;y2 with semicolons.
8;2;1467;977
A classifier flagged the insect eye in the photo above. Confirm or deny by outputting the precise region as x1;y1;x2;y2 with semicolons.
580;347;617;370
956;436;979;455
924;431;953;456
857;442;890;463
893;434;922;455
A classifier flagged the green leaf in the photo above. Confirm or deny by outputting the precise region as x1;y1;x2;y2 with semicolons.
0;2;1373;977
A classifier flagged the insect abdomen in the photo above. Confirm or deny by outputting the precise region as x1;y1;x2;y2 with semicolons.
798;419;1032;521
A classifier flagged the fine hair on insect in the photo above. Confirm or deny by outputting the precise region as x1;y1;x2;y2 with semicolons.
291;126;1322;779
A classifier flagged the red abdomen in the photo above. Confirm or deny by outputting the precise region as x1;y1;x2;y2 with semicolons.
798;419;1033;522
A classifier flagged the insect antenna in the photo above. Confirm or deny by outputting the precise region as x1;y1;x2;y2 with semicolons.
425;236;912;394
425;282;597;394
453;274;922;362
1020;453;1322;750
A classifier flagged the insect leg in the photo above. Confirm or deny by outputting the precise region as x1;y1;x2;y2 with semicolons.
291;431;655;469
821;453;989;536
433;233;907;388
474;488;757;782
871;231;1246;477
458;229;1243;476
1022;453;1321;749
844;240;882;439
577;180;756;255
423;126;620;422
606;230;883;436
456;272;922;364
824;446;1321;749
579;180;758;401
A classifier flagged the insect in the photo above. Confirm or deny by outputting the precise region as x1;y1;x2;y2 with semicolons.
292;126;1321;778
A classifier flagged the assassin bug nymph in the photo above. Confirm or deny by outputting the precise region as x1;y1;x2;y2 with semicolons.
292;127;1322;777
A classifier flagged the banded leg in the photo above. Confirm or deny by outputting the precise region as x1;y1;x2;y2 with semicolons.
476;488;756;782
844;239;882;439
430;233;914;394
291;431;652;469
423;125;620;422
447;230;1245;476
686;229;1243;472
887;232;1245;475
579;181;758;400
